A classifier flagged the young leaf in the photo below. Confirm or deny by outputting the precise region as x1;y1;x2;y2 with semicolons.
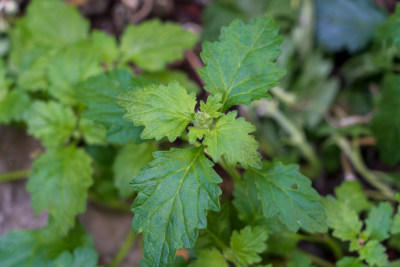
199;94;223;118
90;30;119;65
79;118;107;146
131;147;222;266
188;127;210;144
0;89;30;124
203;111;261;168
120;19;198;72
27;146;93;234
365;202;393;242
25;0;89;48
199;17;285;110
321;196;362;242
371;75;400;165
113;142;155;198
250;162;327;233
77;69;148;144
51;246;98;267
225;226;268;266
24;101;77;147
334;181;371;213
118;81;196;142
359;240;389;267
189;248;228;267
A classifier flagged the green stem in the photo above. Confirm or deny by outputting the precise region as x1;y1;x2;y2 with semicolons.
108;230;136;267
260;101;321;177
334;136;394;198
0;168;31;182
219;157;242;182
301;250;335;267
88;193;131;213
295;233;342;259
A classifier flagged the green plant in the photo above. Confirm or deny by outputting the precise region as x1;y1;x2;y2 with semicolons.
2;0;400;267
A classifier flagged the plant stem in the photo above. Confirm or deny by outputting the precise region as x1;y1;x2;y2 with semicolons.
334;136;394;198
302;250;335;267
219;157;242;182
108;230;136;267
88;193;131;213
0;168;31;183
295;233;342;260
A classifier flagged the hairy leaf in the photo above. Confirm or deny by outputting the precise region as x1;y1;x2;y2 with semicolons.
27;146;93;233
24;101;77;147
203;111;261;168
120;19;198;72
359;240;389;267
250;162;327;233
199;17;285;110
334;181;371;213
118;81;196;142
113;142;155;198
131;147;222;266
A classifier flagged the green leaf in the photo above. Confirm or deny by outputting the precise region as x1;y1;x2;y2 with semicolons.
24;101;77;147
371;75;400;165
79;118;107;145
334;181;371;213
203;111;261;168
113;142;155;198
143;70;200;95
0;224;96;267
77;69;148;144
337;257;365;267
131;147;222;266
315;0;387;53
199;17;285;110
200;95;223;118
189;248;228;267
233;169;268;227
377;5;400;49
188;127;210;145
391;212;400;235
25;0;89;48
226;226;268;266
90;30;119;65
0;89;30;124
27;146;93;234
51;246;98;267
365;202;393;242
359;240;389;267
287;250;314;267
321;196;362;242
250;162;327;233
120;19;198;72
118;81;196;142
48;42;103;105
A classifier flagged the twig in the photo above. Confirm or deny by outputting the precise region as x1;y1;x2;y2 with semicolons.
0;168;31;183
108;230;136;267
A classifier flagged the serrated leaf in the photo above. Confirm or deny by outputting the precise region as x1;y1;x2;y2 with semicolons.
48;42;103;105
90;30;119;65
24;101;77;147
226;226;268;266
365;202;393;242
335;181;371;213
359;240;389;267
321;196;362;242
315;0;386;53
250;162;327;233
51;246;98;267
377;5;400;49
200;94;223;118
25;0;89;48
79;118;107;146
199;17;285;110
189;248;228;267
27;146;93;234
0;89;30;124
188;127;210;144
371;75;400;165
233;172;268;227
120;19;198;72
113;142;155;198
131;147;222;266
337;257;365;267
77;69;148;144
0;224;95;267
203;111;261;168
118;81;196;142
